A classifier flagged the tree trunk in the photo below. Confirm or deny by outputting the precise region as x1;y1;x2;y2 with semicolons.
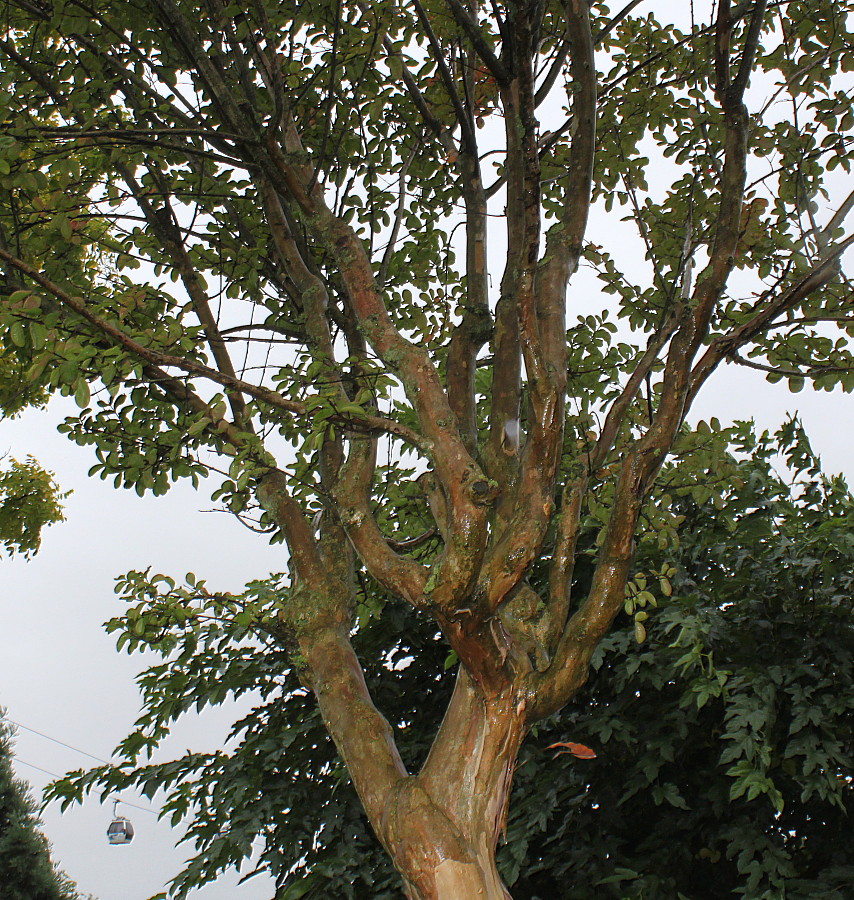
379;669;525;899
289;580;525;899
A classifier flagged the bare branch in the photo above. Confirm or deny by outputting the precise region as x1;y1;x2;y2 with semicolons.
443;0;510;86
728;350;853;379
688;234;854;402
535;0;642;109
117;161;252;429
411;0;478;155
378;137;423;287
332;436;429;606
590;313;679;472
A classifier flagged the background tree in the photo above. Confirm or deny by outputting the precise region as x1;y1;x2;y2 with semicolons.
0;716;86;900
1;1;853;897
503;421;854;900
54;421;853;900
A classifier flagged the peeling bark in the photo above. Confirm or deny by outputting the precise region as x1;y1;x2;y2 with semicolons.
387;669;525;899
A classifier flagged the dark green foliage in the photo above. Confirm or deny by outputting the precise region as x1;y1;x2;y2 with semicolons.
50;423;854;899
505;426;854;899
0;716;83;900
379;422;852;900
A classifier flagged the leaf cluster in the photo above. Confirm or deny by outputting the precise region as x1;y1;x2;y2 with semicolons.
0;457;67;557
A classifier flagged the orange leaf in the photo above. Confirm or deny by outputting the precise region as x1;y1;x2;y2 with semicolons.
547;741;597;759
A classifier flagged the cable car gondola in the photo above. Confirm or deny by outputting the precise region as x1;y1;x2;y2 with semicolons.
107;798;134;845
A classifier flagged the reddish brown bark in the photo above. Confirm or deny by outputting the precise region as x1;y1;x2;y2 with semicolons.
382;669;525;899
285;573;525;898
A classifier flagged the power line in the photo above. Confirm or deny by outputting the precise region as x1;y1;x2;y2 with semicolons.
14;757;65;780
14;757;159;816
5;718;111;765
3;716;159;816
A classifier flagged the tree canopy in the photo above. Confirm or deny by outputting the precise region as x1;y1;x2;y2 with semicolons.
2;1;853;897
0;716;85;900
0;456;66;557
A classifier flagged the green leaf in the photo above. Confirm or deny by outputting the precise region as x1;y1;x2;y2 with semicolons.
73;379;90;408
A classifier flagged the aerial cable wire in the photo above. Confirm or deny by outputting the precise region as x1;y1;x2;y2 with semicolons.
14;758;158;815
5;717;111;764
3;715;158;815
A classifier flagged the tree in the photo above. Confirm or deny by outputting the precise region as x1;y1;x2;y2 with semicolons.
56;421;854;900
500;421;854;899
1;349;66;558
1;1;853;896
0;716;85;900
